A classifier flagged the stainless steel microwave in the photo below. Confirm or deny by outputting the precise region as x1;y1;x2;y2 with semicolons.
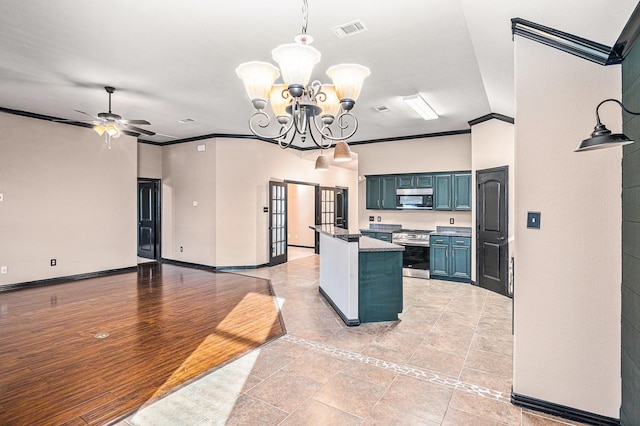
396;188;434;209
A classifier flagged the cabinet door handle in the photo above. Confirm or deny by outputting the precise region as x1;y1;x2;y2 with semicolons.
382;199;384;207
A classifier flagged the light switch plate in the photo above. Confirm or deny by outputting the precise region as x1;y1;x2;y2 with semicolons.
527;212;541;229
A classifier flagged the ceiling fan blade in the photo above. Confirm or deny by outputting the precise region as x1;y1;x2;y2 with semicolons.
74;109;102;120
123;124;155;136
121;130;141;137
120;119;150;125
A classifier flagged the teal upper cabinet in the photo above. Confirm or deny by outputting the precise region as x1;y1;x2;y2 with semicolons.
368;172;468;211
366;177;382;209
366;176;397;210
452;173;472;211
415;174;433;188
434;174;452;210
396;175;414;189
396;174;433;189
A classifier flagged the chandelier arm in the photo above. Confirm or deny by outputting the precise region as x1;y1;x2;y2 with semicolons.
278;125;297;149
248;111;295;141
311;116;335;148
315;112;359;142
307;119;333;149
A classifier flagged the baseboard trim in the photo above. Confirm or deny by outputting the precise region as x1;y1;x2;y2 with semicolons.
161;258;269;272
288;244;315;249
160;258;217;271
0;266;138;292
511;392;620;426
318;286;360;326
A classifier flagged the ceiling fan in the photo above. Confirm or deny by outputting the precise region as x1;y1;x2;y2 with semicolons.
66;86;156;148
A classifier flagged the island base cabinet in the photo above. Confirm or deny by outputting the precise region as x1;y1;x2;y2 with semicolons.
358;251;403;322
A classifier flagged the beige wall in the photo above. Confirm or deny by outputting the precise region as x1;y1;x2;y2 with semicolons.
138;143;162;179
0;113;137;286
352;134;473;231
158;137;358;268
287;183;315;248
162;140;217;265
470;119;515;282
513;38;622;417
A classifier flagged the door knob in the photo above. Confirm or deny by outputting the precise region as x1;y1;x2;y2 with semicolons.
497;236;505;241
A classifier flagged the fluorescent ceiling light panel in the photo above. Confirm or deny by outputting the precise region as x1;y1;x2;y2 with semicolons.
402;94;438;120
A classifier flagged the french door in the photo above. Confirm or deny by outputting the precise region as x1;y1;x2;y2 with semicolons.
269;181;287;266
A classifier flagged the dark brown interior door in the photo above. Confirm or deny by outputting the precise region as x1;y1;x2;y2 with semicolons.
335;187;348;229
269;181;287;266
137;180;159;260
476;166;509;296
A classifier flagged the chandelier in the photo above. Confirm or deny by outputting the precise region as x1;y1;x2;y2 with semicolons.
235;0;370;169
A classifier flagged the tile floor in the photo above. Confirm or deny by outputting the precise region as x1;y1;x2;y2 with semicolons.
119;255;584;426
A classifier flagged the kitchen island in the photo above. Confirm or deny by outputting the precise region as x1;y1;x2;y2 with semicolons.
311;225;404;326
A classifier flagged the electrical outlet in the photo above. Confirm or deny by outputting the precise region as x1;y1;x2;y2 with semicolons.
369;216;374;221
0;266;7;274
180;246;183;252
0;193;4;202
50;259;56;266
450;218;455;224
377;216;381;222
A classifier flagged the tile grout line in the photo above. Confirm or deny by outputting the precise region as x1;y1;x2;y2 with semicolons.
281;333;510;403
456;289;489;382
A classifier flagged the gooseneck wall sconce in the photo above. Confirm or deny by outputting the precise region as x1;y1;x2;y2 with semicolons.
577;99;637;152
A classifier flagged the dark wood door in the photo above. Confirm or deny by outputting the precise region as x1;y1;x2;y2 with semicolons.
269;181;287;266
476;167;509;296
137;180;159;259
335;187;348;229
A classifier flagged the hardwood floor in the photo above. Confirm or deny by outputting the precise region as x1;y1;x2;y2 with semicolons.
0;263;285;425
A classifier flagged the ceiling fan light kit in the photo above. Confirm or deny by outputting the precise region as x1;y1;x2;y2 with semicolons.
62;86;156;150
236;0;369;170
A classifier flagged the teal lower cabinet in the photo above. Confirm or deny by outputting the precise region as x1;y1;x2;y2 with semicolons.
358;250;403;322
430;235;471;282
430;236;450;276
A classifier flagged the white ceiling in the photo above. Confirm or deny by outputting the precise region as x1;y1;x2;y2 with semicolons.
0;0;637;146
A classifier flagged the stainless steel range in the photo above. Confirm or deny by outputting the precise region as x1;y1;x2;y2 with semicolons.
392;229;433;279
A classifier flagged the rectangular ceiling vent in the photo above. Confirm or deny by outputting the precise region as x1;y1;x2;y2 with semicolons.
374;105;391;113
332;19;367;38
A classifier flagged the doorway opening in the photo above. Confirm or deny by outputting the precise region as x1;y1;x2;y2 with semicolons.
268;180;348;265
137;178;161;263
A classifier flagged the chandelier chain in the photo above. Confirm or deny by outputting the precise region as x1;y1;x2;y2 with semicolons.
301;0;309;35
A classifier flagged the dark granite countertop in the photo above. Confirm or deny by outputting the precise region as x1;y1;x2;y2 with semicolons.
310;225;361;242
359;236;404;252
360;224;403;234
429;226;472;237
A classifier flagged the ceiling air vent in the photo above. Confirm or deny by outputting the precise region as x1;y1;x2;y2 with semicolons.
332;19;367;38
374;105;391;113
